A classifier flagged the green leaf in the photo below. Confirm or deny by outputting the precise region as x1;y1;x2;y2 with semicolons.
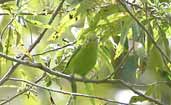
129;96;147;104
145;85;155;96
113;16;132;60
26;19;52;29
84;83;95;105
45;76;52;87
5;26;13;55
158;25;171;57
147;46;164;71
24;92;41;105
47;31;58;43
0;41;2;76
14;29;21;46
132;22;141;41
99;46;114;73
0;41;3;52
114;43;124;60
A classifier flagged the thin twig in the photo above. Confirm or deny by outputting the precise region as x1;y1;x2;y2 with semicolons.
32;41;76;56
66;95;73;105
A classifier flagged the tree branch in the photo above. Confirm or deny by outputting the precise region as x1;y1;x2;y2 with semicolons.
32;41;76;56
7;78;132;105
0;52;164;105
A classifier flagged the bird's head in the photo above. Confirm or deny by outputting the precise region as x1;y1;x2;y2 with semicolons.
86;32;98;44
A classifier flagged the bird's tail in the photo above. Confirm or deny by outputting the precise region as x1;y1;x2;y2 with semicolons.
71;78;77;105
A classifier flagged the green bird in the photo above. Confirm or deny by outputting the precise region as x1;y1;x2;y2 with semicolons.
65;32;98;104
65;33;98;76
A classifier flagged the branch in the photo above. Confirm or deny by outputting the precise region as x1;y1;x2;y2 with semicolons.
7;78;132;105
0;52;164;105
66;96;73;105
0;0;66;85
32;41;76;56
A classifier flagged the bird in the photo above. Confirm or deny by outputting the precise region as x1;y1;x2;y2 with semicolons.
65;32;98;104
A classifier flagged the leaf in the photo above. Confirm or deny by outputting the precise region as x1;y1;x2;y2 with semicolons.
114;43;124;60
147;46;164;71
97;13;128;33
26;19;52;29
47;31;59;43
18;44;33;61
13;29;21;46
24;92;41;105
129;96;147;103
158;25;171;57
84;83;95;105
96;4;125;20
45;76;52;87
76;0;94;17
113;16;132;60
132;22;141;41
0;41;3;52
0;1;16;12
5;26;13;55
98;46;114;73
57;10;80;37
0;41;2;75
145;85;155;96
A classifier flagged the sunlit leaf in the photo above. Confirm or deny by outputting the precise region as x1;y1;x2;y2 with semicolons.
114;43;124;60
129;96;147;104
24;92;41;105
47;31;59;43
17;44;33;61
26;19;52;29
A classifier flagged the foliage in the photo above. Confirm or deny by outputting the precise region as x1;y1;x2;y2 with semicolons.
0;0;171;105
